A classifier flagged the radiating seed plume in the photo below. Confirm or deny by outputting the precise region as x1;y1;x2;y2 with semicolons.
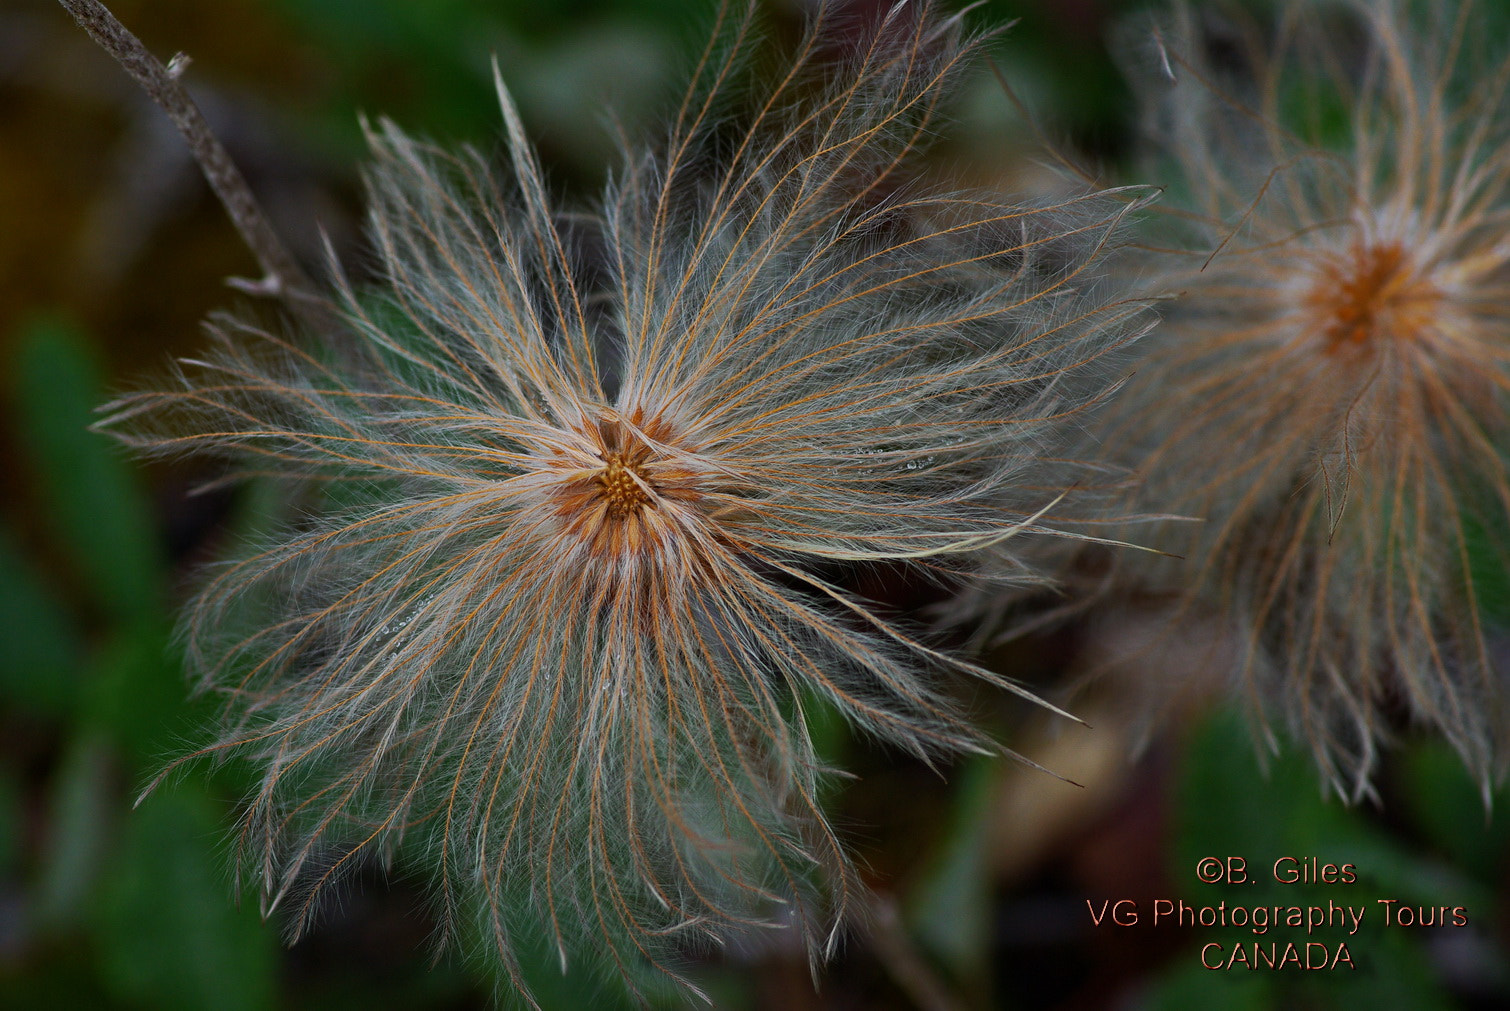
1067;0;1510;799
100;0;1151;1001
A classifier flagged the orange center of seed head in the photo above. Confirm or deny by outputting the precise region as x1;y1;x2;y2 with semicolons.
596;452;653;518
547;412;707;557
1307;240;1441;351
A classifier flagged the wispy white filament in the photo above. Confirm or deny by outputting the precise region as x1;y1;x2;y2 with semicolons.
104;1;1150;1002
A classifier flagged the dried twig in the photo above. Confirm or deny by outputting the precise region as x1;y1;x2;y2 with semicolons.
56;0;331;330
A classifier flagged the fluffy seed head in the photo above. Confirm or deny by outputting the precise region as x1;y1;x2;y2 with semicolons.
103;0;1149;1001
1094;0;1510;797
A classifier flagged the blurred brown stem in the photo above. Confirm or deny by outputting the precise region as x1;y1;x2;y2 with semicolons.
56;0;329;329
867;893;970;1011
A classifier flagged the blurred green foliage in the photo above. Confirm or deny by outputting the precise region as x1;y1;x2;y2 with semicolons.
2;317;279;1010
1143;709;1503;1010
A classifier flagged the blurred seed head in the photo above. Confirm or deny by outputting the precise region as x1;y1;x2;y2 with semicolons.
1091;0;1510;799
100;0;1150;1001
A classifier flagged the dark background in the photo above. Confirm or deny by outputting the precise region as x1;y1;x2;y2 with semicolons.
2;0;1508;1007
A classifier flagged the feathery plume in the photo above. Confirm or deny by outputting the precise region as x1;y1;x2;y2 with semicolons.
1085;0;1510;798
101;0;1148;1000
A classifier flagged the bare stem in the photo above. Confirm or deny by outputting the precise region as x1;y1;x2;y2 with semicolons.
57;0;329;328
866;892;971;1011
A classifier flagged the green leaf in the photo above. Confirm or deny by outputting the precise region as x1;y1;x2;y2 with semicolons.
1141;958;1274;1011
93;786;279;1011
34;733;118;930
0;524;81;715
0;765;24;878
1400;740;1510;884
1166;709;1470;1008
80;621;192;764
908;756;997;983
10;315;163;623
